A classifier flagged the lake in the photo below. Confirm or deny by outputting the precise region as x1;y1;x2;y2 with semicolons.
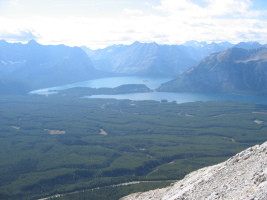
30;76;171;95
87;92;267;105
31;76;267;105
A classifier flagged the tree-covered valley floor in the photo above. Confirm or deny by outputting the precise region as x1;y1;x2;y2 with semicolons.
1;93;267;200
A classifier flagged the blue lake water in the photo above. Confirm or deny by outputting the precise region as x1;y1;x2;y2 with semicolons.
31;76;267;105
87;92;267;105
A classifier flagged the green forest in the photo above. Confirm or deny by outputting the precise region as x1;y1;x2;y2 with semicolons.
1;93;267;199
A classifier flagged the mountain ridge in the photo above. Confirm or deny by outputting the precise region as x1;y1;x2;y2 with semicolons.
0;40;98;93
158;47;267;95
83;41;235;77
1;40;267;94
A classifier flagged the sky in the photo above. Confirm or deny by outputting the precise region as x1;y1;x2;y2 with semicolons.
0;0;267;49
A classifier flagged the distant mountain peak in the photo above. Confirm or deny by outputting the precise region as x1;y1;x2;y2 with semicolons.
132;41;141;45
131;41;158;46
27;39;39;45
86;41;234;76
183;40;207;47
0;39;7;44
234;41;263;50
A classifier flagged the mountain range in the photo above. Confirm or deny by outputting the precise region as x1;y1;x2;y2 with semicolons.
0;40;98;93
82;41;236;77
158;47;267;95
1;39;267;95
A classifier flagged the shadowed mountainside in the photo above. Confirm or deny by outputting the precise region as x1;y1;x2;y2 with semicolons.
0;40;98;93
158;47;267;95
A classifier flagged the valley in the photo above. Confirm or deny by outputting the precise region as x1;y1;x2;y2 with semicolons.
0;95;267;199
1;40;267;199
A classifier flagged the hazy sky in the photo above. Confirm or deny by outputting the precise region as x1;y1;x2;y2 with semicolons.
0;0;267;49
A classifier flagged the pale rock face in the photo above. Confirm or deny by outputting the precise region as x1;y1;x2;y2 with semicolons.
121;141;267;200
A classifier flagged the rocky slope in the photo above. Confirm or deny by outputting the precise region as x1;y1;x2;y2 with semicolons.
158;47;267;95
121;141;267;200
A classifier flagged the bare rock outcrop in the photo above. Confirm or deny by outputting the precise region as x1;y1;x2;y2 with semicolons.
121;141;267;200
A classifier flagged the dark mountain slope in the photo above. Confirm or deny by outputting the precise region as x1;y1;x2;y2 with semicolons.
234;41;263;50
158;47;267;95
0;78;30;95
0;40;98;92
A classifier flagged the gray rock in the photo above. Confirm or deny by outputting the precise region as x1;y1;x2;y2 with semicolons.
121;141;267;200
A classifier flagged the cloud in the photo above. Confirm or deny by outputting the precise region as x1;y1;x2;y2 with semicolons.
10;0;20;6
206;0;252;16
0;29;38;42
154;0;204;14
145;0;267;44
154;0;255;18
123;8;143;15
0;17;39;42
0;0;267;48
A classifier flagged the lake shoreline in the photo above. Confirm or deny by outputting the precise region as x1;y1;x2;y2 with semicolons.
30;76;267;105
